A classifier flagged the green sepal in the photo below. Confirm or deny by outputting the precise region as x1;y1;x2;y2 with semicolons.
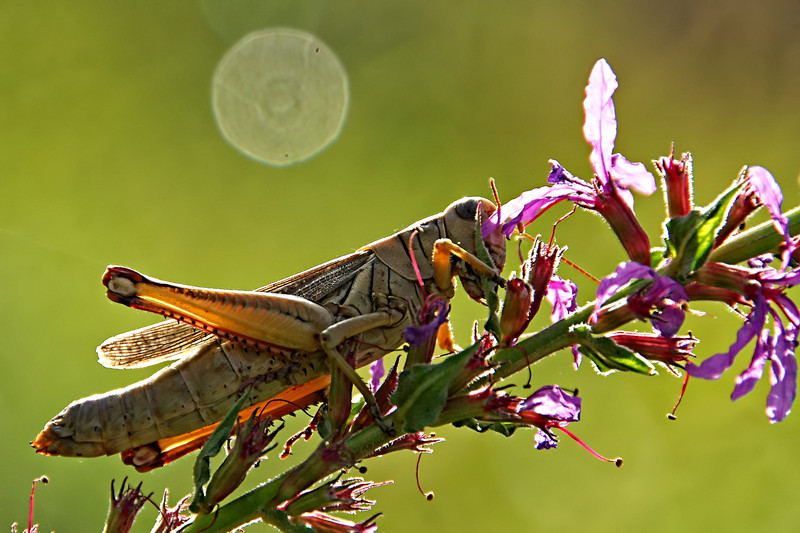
392;345;474;433
190;391;250;511
572;325;656;376
453;418;518;437
664;180;741;278
315;403;332;441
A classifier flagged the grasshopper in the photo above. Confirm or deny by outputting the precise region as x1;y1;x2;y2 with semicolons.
32;198;506;471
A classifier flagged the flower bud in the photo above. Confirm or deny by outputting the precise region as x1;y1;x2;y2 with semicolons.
194;413;279;514
655;148;693;218
500;278;533;344
103;478;150;533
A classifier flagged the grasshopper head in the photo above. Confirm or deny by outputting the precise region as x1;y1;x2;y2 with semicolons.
443;197;506;301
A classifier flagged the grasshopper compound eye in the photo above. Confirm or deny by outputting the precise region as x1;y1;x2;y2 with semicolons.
212;28;349;166
452;197;497;221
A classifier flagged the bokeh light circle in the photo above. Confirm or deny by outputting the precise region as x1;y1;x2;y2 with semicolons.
212;28;349;166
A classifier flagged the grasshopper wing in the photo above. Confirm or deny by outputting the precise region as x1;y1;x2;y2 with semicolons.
97;320;212;368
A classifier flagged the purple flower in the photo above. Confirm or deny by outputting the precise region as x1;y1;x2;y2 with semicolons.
593;262;688;337
547;275;578;322
482;181;577;238
368;359;385;393
519;385;582;421
482;59;655;264
492;385;618;464
518;385;582;450
583;59;656;203
687;267;800;422
546;275;581;367
403;298;449;348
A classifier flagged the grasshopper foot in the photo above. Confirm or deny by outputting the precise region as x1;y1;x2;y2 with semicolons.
369;403;396;437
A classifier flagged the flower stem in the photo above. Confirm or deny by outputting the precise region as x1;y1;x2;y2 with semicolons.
710;206;800;265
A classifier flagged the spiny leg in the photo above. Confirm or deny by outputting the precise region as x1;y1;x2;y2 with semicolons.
320;310;404;434
104;267;402;434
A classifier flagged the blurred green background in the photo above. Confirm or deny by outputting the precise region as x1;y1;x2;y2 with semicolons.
3;2;800;531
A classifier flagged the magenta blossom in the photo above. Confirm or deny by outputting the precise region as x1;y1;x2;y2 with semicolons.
368;358;386;393
687;267;800;422
582;59;656;205
593;262;688;337
517;385;582;450
482;59;655;264
547;275;578;322
403;298;450;348
514;386;620;465
546;275;581;367
481;180;578;238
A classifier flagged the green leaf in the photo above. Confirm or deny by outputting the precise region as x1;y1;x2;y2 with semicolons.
392;346;474;433
453;418;518;437
664;181;741;277
190;391;250;510
572;326;656;376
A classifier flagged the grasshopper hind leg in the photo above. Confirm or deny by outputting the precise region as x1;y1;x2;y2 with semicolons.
320;309;405;435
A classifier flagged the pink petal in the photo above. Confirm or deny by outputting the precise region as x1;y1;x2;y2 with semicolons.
610;153;657;196
583;58;618;182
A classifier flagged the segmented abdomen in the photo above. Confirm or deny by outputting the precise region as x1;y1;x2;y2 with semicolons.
34;340;327;457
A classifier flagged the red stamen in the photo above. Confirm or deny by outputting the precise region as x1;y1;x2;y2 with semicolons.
28;476;48;533
415;453;434;501
668;372;691;420
555;427;622;467
550;205;577;248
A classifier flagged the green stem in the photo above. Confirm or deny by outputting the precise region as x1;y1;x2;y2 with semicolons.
710;206;800;264
180;473;286;533
178;207;800;531
491;303;593;381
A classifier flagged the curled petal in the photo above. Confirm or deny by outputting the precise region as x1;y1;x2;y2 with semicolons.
731;327;770;400
762;270;800;293
747;166;795;268
687;295;768;379
767;322;798;422
610;153;657;197
482;182;577;238
771;291;800;325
